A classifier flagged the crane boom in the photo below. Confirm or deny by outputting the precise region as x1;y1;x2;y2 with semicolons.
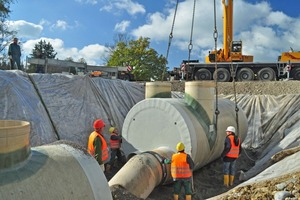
177;0;300;82
222;0;233;60
206;0;253;63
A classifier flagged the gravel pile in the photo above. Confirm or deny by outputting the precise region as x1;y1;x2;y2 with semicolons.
170;80;300;95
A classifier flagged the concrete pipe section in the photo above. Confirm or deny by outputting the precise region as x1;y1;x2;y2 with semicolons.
145;82;172;98
0;120;113;200
109;81;248;199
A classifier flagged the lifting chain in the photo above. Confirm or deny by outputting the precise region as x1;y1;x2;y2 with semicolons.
162;0;179;81
186;0;197;81
213;0;220;132
230;63;240;137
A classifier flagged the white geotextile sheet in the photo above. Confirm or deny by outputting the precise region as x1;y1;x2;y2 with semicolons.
223;94;300;180
1;70;300;181
240;150;300;186
0;70;144;147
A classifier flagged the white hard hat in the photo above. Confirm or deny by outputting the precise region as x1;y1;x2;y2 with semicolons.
226;126;236;133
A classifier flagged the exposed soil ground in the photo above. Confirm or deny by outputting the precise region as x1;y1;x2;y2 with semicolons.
170;80;300;95
109;80;300;200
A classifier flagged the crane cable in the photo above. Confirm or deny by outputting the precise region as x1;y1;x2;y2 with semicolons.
231;63;256;162
213;0;220;129
162;0;179;81
230;63;240;137
186;0;197;81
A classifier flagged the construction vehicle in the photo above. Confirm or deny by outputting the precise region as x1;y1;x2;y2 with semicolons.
89;71;102;77
278;48;300;62
206;0;253;64
179;0;300;82
26;57;134;80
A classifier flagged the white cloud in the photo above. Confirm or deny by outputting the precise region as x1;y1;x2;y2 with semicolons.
100;0;145;16
22;37;109;65
114;20;130;33
39;19;50;26
8;20;43;39
131;0;300;63
79;44;110;64
75;0;97;5
51;20;69;31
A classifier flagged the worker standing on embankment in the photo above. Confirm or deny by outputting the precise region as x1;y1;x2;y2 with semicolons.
87;119;109;172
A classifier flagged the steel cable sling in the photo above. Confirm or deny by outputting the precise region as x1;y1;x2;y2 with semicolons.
162;0;179;81
230;63;240;137
185;0;197;81
213;0;220;132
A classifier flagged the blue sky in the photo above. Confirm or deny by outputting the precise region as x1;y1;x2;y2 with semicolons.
7;0;300;69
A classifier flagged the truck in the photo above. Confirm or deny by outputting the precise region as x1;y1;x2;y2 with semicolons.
179;0;300;82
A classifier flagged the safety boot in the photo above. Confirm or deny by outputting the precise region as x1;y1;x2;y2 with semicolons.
186;194;192;200
229;175;235;186
224;175;229;187
173;194;179;200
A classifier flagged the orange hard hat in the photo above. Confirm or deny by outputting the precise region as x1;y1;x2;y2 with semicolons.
93;119;105;129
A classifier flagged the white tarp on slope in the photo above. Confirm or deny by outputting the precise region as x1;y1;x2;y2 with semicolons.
223;94;300;180
1;70;300;181
0;70;144;147
0;70;57;146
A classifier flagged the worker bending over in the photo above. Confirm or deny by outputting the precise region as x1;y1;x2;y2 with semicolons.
87;119;109;172
221;126;242;187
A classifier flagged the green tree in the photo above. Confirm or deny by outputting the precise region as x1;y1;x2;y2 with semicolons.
107;37;167;81
0;0;17;62
31;40;57;59
78;58;87;63
65;57;73;62
0;0;13;15
104;33;132;63
27;40;57;73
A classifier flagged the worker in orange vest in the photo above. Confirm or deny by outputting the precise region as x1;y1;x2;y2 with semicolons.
221;126;242;187
170;142;194;200
87;119;109;172
106;127;126;172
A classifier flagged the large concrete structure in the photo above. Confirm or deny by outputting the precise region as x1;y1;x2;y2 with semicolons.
0;120;112;200
109;81;248;199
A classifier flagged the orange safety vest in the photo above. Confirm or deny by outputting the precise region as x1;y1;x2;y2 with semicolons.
171;152;192;179
109;133;121;149
88;131;109;162
226;135;240;158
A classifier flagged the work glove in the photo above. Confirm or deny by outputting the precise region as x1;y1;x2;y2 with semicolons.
162;158;171;164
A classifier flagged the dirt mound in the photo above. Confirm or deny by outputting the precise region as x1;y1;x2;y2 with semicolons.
171;80;300;95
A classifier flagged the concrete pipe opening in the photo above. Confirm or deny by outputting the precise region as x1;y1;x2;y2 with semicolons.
0;120;113;200
0;120;30;169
